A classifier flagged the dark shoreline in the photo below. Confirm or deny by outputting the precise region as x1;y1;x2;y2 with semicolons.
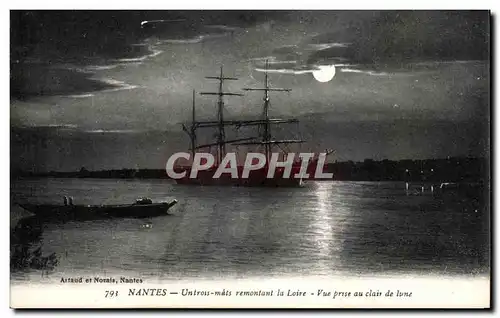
11;156;489;183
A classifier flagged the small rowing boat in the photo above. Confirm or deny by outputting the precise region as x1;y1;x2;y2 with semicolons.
18;197;178;221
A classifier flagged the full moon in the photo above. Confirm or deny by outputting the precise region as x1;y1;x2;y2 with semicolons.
312;65;336;82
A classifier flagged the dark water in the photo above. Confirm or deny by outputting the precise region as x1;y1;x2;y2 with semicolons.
10;178;489;283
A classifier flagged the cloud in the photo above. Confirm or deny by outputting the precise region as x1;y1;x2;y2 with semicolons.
159;32;230;44
307;31;356;47
305;45;351;66
98;78;138;91
140;19;186;28
409;60;486;68
9;11;287;100
268;59;297;65
50;58;145;74
12;122;150;135
65;93;95;98
339;68;392;76
303;11;489;66
45;124;78;129
250;45;356;76
254;67;316;75
9;11;178;100
84;65;119;71
54;77;138;99
249;39;352;77
84;129;145;134
160;36;206;44
307;43;351;50
142;19;243;46
250;12;488;79
10;65;128;100
271;45;302;61
204;25;243;32
113;49;163;62
248;56;298;64
273;12;489;77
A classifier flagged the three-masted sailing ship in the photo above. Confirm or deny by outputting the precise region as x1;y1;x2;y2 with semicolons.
175;61;333;187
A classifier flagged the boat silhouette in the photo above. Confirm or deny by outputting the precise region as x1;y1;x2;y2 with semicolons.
18;197;178;221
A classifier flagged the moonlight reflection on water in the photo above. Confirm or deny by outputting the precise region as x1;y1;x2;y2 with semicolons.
10;178;488;283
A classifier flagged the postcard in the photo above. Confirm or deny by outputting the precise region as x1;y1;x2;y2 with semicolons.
10;10;490;309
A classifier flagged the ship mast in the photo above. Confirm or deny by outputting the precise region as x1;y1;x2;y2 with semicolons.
182;89;197;159
190;89;196;159
182;63;303;165
200;66;243;165
242;60;302;163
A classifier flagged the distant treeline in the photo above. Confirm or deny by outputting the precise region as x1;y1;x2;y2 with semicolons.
12;157;488;183
327;157;488;183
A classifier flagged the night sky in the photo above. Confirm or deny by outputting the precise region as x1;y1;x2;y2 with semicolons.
10;11;490;172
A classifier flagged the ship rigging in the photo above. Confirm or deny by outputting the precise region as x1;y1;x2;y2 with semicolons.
181;61;304;165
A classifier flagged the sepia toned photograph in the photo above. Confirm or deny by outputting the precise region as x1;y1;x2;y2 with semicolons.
10;9;490;308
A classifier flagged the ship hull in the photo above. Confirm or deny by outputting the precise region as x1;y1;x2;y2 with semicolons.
173;157;334;187
174;166;305;187
175;176;304;187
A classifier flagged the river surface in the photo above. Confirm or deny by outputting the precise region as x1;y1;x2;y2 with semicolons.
10;178;489;284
